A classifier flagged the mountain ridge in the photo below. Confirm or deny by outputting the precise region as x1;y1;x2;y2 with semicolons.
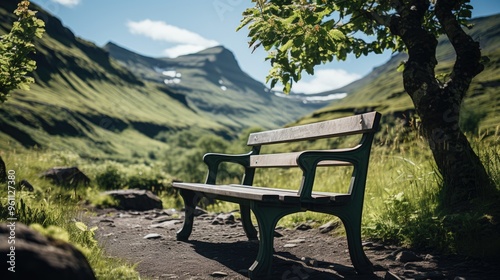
0;0;323;160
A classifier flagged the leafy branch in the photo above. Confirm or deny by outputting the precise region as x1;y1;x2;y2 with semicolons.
0;0;45;103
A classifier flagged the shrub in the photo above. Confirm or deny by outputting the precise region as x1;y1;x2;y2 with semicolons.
95;164;125;190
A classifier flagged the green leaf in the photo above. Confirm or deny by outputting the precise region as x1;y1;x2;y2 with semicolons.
328;29;346;41
280;39;294;52
397;61;406;72
75;221;88;231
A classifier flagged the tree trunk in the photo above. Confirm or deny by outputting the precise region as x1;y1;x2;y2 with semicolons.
389;0;496;212
416;90;493;211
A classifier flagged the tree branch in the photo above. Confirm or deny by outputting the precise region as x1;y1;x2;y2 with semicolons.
435;0;484;100
389;0;439;107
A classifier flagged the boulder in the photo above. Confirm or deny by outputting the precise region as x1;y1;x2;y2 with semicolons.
0;223;96;280
103;189;163;211
40;166;90;187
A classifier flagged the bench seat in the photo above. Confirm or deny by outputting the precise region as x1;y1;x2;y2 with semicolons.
172;111;381;279
174;182;351;204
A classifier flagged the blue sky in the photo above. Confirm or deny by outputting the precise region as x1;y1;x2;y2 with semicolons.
33;0;500;94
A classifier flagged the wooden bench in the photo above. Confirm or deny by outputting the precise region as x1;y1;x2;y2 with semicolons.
173;111;381;279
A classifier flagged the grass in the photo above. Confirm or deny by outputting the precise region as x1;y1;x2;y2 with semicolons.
204;126;500;258
0;150;150;279
1;123;498;280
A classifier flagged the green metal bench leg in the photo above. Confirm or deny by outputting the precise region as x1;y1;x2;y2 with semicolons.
177;189;201;241
339;214;373;274
248;202;300;279
240;204;258;241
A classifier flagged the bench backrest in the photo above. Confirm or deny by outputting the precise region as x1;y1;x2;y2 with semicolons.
247;111;380;146
246;112;381;168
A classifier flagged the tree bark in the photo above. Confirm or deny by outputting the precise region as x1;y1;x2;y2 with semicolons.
389;0;495;212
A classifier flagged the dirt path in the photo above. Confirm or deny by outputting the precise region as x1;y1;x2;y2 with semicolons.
87;208;499;280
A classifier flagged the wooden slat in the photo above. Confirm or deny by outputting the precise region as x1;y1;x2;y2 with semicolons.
249;152;353;168
247;112;379;146
173;182;305;203
173;182;349;204
230;184;336;203
173;182;280;201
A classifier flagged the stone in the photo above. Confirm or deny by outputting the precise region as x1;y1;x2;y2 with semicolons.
384;271;402;280
20;179;35;191
40;166;90;187
396;250;422;263
143;233;162;239
104;189;162;211
212;213;235;225
288;238;306;244
295;223;312;231
210;271;228;277
150;220;182;228
0;223;96;280
318;220;339;233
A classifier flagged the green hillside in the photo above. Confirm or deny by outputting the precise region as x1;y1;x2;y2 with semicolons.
297;14;500;135
104;43;323;130
0;0;321;160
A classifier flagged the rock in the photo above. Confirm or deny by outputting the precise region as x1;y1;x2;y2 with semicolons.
40;166;90;187
212;213;235;225
424;254;436;261
301;257;319;267
396;250;422;263
284;243;298;248
274;230;283;237
0;223;96;280
318;220;339;233
152;216;176;223
384;271;402;280
150;220;181;228
295;223;312;231
210;271;228;277
104;189;162;211
143;233;162;239
20;179;35;191
288;238;306;244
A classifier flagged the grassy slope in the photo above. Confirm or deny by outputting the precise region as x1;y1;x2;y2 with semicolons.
0;1;223;159
105;43;324;130
0;1;319;161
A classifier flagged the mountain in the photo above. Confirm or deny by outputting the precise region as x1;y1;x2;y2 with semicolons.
104;42;325;129
295;14;500;134
0;0;322;160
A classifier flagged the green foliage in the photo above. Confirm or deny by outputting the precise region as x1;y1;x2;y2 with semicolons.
207;126;499;257
0;150;141;279
238;0;473;93
164;131;245;183
95;163;126;190
0;0;45;102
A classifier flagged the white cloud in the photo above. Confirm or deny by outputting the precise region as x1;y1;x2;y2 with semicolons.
292;69;361;94
127;19;218;57
51;0;80;7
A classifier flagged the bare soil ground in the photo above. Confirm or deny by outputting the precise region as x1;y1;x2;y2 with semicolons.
87;208;500;280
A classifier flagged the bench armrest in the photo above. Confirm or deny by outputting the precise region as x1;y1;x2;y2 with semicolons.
203;151;253;184
296;145;370;201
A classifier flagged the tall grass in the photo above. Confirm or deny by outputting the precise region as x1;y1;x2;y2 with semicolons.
1;121;498;278
204;125;500;258
0;150;142;279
